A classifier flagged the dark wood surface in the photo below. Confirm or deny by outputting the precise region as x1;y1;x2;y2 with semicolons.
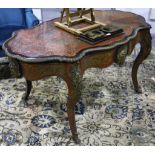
4;10;150;62
3;10;152;143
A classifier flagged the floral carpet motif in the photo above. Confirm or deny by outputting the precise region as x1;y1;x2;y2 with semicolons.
0;51;155;146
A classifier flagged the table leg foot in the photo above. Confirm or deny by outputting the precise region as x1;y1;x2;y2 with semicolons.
72;134;81;144
24;80;32;101
23;100;28;107
135;85;142;94
67;102;81;144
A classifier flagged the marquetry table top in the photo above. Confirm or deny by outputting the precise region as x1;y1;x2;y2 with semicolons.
3;10;150;63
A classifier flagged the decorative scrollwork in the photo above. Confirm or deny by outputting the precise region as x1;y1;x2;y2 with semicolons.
116;45;128;66
70;63;82;99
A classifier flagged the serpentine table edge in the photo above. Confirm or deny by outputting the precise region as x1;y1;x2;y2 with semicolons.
2;10;152;143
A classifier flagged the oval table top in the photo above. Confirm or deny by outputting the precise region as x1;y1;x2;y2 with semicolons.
3;10;150;63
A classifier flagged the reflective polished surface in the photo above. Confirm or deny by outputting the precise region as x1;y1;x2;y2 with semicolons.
5;10;149;60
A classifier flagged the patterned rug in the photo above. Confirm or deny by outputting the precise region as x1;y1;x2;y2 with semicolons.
0;50;155;146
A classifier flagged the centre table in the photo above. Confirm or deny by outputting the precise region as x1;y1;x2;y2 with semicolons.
3;10;152;143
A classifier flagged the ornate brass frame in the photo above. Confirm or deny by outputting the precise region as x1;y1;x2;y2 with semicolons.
54;8;106;36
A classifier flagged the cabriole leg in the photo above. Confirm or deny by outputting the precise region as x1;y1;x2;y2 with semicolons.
132;30;152;93
24;80;32;101
65;64;82;144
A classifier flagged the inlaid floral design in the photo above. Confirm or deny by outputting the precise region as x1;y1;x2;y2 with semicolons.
82;121;103;134
27;136;41;146
129;127;153;144
0;128;23;146
31;115;56;128
27;132;41;146
132;106;144;121
5;95;17;105
105;104;128;119
60;99;85;115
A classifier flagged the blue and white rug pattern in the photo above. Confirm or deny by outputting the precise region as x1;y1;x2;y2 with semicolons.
0;51;155;146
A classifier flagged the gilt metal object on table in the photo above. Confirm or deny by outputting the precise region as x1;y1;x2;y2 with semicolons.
3;10;152;143
55;8;123;44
